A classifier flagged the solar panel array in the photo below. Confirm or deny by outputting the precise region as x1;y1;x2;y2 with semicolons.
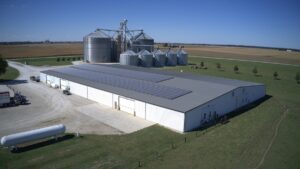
44;67;191;100
71;64;172;83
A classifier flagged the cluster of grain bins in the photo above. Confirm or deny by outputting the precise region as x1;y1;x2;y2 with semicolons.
119;48;188;67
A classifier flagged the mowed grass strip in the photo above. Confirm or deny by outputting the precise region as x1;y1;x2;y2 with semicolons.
0;57;299;169
0;66;20;81
12;56;83;66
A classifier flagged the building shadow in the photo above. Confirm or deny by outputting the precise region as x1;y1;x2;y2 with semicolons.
190;95;272;132
0;79;28;85
11;134;75;153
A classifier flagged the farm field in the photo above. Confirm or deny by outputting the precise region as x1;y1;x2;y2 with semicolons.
12;56;83;66
1;44;300;65
0;57;299;169
0;44;82;59
183;46;300;65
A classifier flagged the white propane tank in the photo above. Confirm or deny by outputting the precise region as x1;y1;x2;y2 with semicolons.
0;124;66;147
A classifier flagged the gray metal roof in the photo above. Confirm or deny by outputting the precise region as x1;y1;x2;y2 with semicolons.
41;64;263;112
42;66;191;100
70;64;172;83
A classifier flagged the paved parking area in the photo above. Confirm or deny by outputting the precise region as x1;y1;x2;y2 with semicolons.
77;103;154;133
0;62;154;137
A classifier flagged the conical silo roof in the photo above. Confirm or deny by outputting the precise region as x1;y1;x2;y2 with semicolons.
166;48;176;54
121;50;137;55
177;48;187;54
85;29;111;38
152;49;165;55
133;32;153;40
138;49;151;55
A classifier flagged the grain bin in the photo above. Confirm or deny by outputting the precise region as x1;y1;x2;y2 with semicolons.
131;32;154;53
177;48;188;65
165;49;177;66
83;29;113;63
138;49;153;67
120;50;138;66
152;49;166;67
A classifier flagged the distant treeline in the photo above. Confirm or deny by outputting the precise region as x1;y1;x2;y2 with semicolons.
0;41;82;45
156;42;300;52
0;41;298;52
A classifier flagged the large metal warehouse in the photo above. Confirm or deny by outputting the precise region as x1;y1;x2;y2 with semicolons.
40;64;265;132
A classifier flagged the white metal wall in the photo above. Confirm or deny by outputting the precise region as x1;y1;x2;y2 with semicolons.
184;85;266;131
146;104;185;132
46;75;53;85
87;87;113;107
40;73;47;83
69;81;87;98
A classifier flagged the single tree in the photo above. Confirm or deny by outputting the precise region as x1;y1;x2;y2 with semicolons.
56;58;60;62
62;58;65;61
273;71;279;79
67;57;70;61
200;61;204;68
72;57;76;61
252;67;258;76
234;65;239;73
0;55;8;76
77;57;81;60
295;72;300;83
216;62;221;70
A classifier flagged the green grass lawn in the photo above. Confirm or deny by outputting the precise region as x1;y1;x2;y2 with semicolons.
12;56;83;66
0;66;20;81
0;56;299;169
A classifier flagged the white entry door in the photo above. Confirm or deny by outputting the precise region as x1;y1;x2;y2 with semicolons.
60;79;69;90
119;97;135;115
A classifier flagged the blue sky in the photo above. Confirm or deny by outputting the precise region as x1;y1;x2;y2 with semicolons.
0;0;300;49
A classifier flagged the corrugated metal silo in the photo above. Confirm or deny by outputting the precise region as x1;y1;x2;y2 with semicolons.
138;49;153;67
152;49;166;67
177;48;188;65
165;49;177;66
131;32;154;53
119;50;138;66
83;29;113;63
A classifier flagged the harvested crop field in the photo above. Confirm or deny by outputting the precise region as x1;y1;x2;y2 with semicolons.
0;44;83;59
183;46;300;65
1;44;300;65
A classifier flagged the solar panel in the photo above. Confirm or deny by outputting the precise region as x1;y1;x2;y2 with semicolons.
44;67;191;100
71;64;172;83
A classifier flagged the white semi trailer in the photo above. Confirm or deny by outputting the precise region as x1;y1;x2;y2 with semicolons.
0;85;11;107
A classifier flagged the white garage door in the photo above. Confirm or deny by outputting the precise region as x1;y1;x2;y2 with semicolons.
61;79;69;90
119;97;135;115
